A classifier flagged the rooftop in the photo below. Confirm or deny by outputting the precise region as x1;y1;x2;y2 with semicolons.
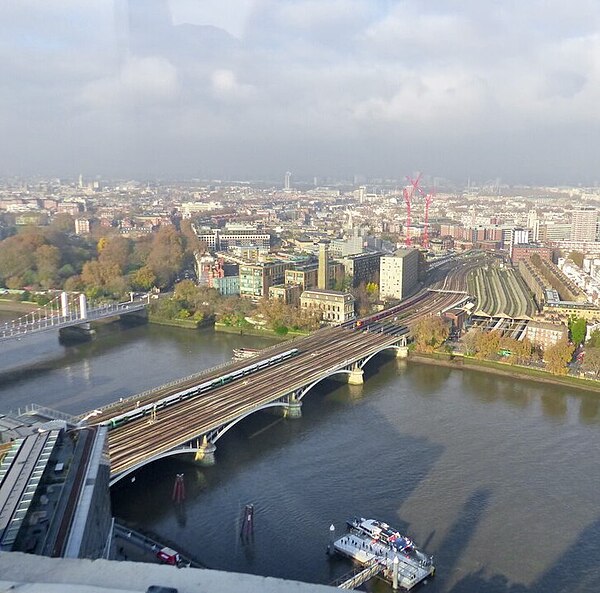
0;553;336;593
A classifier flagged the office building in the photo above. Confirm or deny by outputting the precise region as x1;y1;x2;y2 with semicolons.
571;208;598;242
269;284;301;306
0;421;112;559
379;249;420;300
300;289;355;324
239;261;294;299
340;252;382;288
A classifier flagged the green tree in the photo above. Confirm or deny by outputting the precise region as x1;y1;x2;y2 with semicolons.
34;244;61;288
568;316;586;346
173;280;200;309
49;213;75;233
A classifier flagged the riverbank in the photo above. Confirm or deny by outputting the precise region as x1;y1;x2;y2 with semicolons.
214;322;307;339
148;315;213;330
409;351;600;394
0;299;38;314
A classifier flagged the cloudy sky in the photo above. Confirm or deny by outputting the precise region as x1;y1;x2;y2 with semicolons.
2;0;600;184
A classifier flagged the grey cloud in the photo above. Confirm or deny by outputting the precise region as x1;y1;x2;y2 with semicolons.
1;0;600;183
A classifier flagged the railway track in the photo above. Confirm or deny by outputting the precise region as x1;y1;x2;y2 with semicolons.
88;254;479;477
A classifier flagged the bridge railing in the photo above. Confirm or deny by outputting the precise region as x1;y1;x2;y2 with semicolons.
76;357;243;421
0;299;147;340
13;404;79;425
77;329;313;421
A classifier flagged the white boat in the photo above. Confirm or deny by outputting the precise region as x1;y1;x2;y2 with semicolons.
232;348;260;360
332;517;435;590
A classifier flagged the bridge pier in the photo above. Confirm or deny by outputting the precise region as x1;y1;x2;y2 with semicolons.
58;322;96;343
194;437;216;466
284;396;302;419
347;366;364;385
395;346;409;358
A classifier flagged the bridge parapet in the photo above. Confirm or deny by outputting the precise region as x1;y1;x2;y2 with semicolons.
105;327;410;481
0;293;148;343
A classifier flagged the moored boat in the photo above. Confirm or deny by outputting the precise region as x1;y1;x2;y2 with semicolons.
331;517;435;590
232;348;261;360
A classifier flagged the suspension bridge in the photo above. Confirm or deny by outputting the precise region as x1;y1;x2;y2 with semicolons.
0;292;148;342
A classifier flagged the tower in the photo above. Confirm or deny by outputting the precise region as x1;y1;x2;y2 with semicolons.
571;207;598;242
284;171;292;191
318;240;330;290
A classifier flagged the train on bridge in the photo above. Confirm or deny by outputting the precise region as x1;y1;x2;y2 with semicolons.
101;348;299;430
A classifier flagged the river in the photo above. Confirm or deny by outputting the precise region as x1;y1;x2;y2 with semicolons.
0;319;598;593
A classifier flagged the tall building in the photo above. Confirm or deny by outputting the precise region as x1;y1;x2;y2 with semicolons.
318;241;330;290
571;207;598;242
527;209;540;242
341;252;382;288
284;171;292;191
379;249;419;300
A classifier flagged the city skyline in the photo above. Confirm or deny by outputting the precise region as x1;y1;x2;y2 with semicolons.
2;1;600;184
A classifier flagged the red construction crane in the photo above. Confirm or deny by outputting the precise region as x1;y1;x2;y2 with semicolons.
403;186;412;245
423;189;435;249
404;173;424;246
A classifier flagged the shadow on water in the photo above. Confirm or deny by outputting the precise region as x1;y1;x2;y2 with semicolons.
432;489;492;588
405;361;453;395
579;396;600;424
111;375;446;585
447;516;600;593
540;392;568;420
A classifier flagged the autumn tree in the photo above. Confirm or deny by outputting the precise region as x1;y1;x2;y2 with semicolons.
513;337;533;365
131;266;157;291
98;236;131;275
587;329;600;348
412;316;450;352
34;244;61;288
581;347;600;378
474;330;501;359
146;226;185;288
462;328;480;356
544;339;575;375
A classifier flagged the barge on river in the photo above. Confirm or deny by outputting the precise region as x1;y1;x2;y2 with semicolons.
331;517;435;590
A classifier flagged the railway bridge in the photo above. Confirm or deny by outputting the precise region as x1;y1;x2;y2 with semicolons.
86;324;409;485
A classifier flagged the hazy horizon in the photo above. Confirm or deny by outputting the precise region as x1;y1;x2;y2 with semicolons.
3;1;600;185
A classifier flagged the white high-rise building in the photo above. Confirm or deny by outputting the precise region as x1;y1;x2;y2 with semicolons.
571;207;598;242
379;249;419;300
284;171;292;191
